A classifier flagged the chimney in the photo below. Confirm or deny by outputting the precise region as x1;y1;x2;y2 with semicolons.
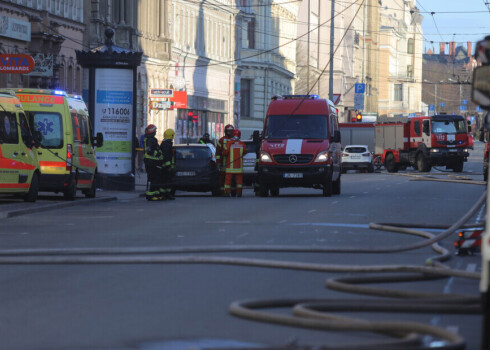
440;42;445;55
450;41;456;57
467;41;472;58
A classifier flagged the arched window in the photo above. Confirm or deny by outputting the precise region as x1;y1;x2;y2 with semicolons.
407;38;414;54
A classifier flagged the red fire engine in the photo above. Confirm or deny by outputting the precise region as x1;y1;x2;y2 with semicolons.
374;114;471;173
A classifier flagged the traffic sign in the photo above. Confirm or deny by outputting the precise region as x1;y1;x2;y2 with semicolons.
354;93;364;110
354;83;366;94
428;104;435;111
460;105;467;111
440;102;445;107
332;93;341;105
462;99;467;105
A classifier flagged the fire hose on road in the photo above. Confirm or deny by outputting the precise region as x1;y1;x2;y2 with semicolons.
0;190;485;349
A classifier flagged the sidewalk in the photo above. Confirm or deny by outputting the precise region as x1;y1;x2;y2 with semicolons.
0;171;148;220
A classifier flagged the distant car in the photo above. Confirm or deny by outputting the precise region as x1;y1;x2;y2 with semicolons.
243;140;259;186
341;145;374;173
172;144;220;196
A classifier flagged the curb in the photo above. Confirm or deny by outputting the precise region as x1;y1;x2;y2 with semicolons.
0;196;118;219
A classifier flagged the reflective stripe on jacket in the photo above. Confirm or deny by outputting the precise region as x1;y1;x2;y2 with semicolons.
224;140;246;173
144;136;163;161
216;136;232;166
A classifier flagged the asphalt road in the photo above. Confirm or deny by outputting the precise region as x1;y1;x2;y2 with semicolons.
0;143;485;350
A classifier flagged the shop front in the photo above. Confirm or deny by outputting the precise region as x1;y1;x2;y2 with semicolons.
175;95;228;144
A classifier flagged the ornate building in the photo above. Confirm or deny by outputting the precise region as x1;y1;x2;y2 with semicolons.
377;0;423;117
237;0;298;136
0;0;85;93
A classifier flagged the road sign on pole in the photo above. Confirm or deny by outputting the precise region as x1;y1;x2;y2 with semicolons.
354;93;364;110
332;93;341;105
354;83;366;94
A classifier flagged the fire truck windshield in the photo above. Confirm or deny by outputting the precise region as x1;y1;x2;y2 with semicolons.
264;115;328;139
431;119;467;134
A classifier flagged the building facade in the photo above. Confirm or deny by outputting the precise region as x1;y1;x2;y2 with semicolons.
0;0;85;93
377;0;423;118
296;0;380;122
237;0;298;138
422;42;478;119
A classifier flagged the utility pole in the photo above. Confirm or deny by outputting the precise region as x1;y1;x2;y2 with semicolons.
362;0;366;84
328;0;335;101
307;0;310;92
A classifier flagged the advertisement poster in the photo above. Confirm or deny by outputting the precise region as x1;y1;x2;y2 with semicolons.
27;53;53;77
94;68;133;174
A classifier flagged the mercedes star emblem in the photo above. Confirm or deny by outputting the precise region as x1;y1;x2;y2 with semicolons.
289;154;298;163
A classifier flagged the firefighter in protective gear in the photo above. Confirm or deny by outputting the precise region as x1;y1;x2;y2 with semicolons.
160;128;176;200
216;124;234;194
144;124;163;201
223;129;247;197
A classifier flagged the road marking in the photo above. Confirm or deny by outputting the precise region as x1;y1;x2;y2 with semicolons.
466;263;477;272
206;221;251;224
278;220;287;224
290;222;370;229
308;209;317;213
237;232;249;238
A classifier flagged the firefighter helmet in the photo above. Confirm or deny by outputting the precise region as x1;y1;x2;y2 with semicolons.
145;124;157;135
164;128;175;140
232;129;241;140
224;124;234;137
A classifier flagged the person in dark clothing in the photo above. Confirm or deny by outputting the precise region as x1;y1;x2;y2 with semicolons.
160;128;176;200
199;132;214;146
143;124;163;201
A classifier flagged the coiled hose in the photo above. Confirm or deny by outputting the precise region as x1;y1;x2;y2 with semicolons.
0;191;485;349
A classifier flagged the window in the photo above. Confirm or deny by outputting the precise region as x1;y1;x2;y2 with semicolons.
71;114;90;144
0;112;19;144
79;115;90;145
240;79;252;119
28;112;63;148
71;114;81;142
394;84;403;101
407;38;414;54
414;121;421;136
264;115;328;139
407;65;413;79
18;112;32;148
247;18;255;49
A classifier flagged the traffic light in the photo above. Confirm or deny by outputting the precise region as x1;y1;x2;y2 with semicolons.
188;111;198;123
356;113;362;122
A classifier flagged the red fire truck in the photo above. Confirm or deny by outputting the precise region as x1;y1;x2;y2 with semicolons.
374;114;471;173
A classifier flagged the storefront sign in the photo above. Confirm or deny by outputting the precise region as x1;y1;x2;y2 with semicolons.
0;16;31;41
151;100;172;110
94;68;134;175
27;54;53;77
0;54;35;74
169;91;187;109
150;89;173;98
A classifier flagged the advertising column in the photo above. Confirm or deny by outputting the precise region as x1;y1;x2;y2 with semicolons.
94;68;133;174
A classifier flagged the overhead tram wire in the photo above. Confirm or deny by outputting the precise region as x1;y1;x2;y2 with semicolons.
173;0;360;69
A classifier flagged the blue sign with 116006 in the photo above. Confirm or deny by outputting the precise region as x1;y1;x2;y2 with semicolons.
355;83;366;94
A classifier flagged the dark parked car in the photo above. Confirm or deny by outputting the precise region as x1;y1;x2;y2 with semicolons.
172;144;220;196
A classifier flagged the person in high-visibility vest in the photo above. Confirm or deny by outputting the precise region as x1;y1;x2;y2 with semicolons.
216;124;234;194
160;128;176;200
143;124;163;201
223;129;247;197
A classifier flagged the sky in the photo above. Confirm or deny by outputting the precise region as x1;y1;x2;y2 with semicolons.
418;0;490;54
